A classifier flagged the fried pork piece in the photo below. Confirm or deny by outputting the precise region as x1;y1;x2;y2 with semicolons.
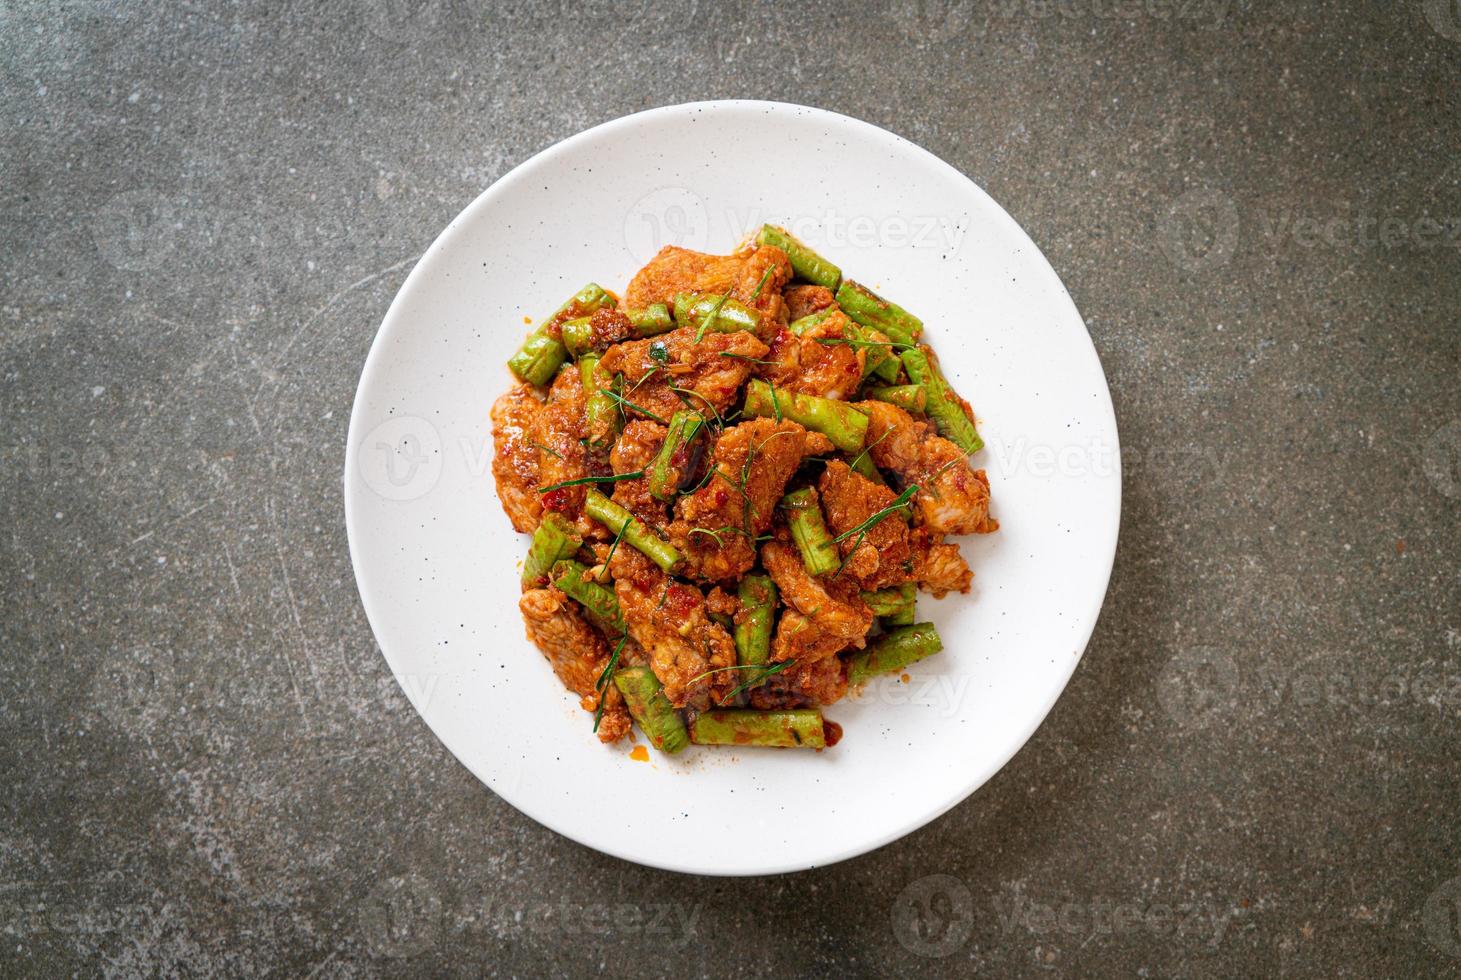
596;325;769;423
607;548;737;710
910;527;973;598
818;461;913;590
491;382;546;533
623;244;792;341
782;284;836;322
760;309;864;400
749;654;849;710
584;307;633;352
760;540;874;661
617;636;651;669
768;608;853;663
609;420;668;530
519;588;630;742
705;586;740;620
857;400;998;535
667;419;824;583
531;366;592;528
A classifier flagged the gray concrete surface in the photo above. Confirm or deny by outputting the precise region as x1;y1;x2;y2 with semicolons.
3;0;1459;975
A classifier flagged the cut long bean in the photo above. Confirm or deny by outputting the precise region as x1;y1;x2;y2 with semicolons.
860;327;901;382
834;281;922;347
521;513;582;589
672;292;762;335
508;283;615;385
583;489;681;573
627;303;674;337
734;574;777;679
742;379;868;454
560;317;594;358
755;225;841;289
647;410;705;502
868;383;927;415
613;667;689;754
900;348;983;454
507;332;567;387
689;709;827;748
781;488;839;576
862;583;917;626
846;622;943;685
551;560;625;636
788;308;835;336
579;354;620;450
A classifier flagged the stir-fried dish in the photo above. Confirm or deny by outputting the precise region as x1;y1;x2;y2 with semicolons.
491;225;997;753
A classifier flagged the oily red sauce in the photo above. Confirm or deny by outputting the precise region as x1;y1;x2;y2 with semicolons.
661;584;702;621
822;720;844;748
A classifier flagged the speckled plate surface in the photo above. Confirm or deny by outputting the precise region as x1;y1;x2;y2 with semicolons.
344;101;1120;875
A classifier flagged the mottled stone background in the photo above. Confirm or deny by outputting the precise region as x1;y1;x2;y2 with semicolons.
3;1;1459;976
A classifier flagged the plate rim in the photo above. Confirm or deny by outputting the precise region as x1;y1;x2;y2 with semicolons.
343;99;1122;876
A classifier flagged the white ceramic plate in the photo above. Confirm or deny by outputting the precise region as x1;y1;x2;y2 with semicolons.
345;101;1120;876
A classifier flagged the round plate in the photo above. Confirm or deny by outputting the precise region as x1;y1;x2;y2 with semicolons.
344;101;1120;876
